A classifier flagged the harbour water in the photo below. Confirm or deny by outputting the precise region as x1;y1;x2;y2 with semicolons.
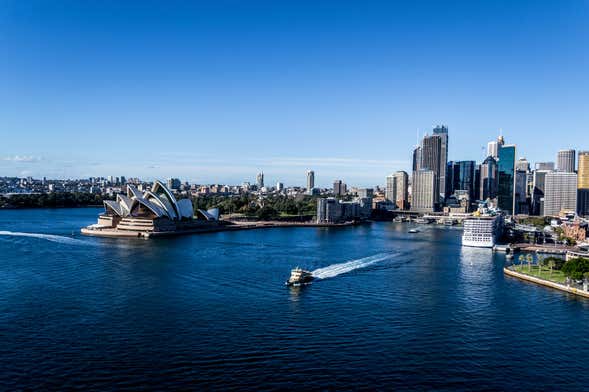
2;208;589;390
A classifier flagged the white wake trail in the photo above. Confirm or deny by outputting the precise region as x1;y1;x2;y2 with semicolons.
0;230;91;246
311;253;393;279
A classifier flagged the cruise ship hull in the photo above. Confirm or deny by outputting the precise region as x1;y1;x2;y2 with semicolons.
461;238;495;248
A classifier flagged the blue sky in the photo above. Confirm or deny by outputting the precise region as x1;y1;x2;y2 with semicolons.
1;1;588;186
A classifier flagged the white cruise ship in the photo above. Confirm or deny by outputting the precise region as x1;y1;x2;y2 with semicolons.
462;215;504;248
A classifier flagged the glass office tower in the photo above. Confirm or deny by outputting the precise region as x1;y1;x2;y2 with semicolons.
498;145;516;214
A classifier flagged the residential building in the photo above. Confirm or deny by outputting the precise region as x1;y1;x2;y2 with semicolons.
256;172;264;189
333;180;346;196
306;170;315;191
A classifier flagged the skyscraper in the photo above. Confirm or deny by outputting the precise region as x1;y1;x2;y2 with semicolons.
306;170;315;191
386;174;395;203
386;171;409;209
433;125;448;198
412;146;422;171
479;156;498;200
578;151;589;216
256;172;264;189
535;162;555;171
333;180;346;196
487;134;505;160
420;134;442;201
497;144;516;214
411;169;436;212
578;151;589;189
544;172;578;216
455;161;476;201
557;149;576;173
532;170;551;216
487;141;500;160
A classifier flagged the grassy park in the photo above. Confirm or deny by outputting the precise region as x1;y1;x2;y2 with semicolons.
512;264;567;284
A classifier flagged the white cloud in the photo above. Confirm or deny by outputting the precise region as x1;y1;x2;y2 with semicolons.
2;155;42;162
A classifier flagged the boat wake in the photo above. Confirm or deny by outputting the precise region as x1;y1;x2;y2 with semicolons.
0;230;91;246
311;253;394;280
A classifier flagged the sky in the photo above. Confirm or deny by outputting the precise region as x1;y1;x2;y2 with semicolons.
1;0;588;187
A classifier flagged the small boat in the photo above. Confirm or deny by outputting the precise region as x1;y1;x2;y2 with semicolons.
285;267;314;286
408;229;420;233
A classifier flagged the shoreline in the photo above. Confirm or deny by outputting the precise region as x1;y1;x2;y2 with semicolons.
504;266;589;298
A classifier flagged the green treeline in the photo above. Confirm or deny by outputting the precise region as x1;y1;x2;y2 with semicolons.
0;193;110;209
191;194;318;219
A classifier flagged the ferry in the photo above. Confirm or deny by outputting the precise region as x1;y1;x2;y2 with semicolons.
285;267;314;286
462;215;504;248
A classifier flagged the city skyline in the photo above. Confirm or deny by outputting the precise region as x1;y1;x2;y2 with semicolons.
2;2;589;185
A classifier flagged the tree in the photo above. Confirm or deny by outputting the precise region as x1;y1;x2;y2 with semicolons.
526;254;533;272
561;258;589;281
548;259;555;277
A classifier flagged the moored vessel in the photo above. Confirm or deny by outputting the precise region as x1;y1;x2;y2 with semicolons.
462;215;504;248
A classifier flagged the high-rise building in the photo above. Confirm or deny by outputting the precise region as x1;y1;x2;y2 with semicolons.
516;158;530;172
578;151;589;216
412;146;422;171
454;161;476;201
497;144;516;215
333;180;346;196
535;162;555;171
578;151;589;189
515;170;529;215
386;171;409;209
433;125;448;198
487;134;505;161
306;170;315;191
386;174;395;203
276;182;284;191
256;172;264;189
420;134;442;201
357;188;374;199
487;141;500;160
479;156;498;200
411;169;436;212
578;189;589;217
532;170;551;216
557;149;576;173
544;172;578;216
167;178;181;190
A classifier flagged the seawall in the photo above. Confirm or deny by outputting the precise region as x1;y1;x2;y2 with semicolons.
504;267;589;298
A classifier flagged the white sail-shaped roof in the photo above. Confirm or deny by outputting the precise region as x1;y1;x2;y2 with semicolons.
104;200;125;216
177;199;194;219
104;180;195;221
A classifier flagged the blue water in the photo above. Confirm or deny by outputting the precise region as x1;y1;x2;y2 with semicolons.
1;208;589;390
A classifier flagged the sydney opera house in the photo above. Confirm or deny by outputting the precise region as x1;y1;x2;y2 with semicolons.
82;180;220;238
